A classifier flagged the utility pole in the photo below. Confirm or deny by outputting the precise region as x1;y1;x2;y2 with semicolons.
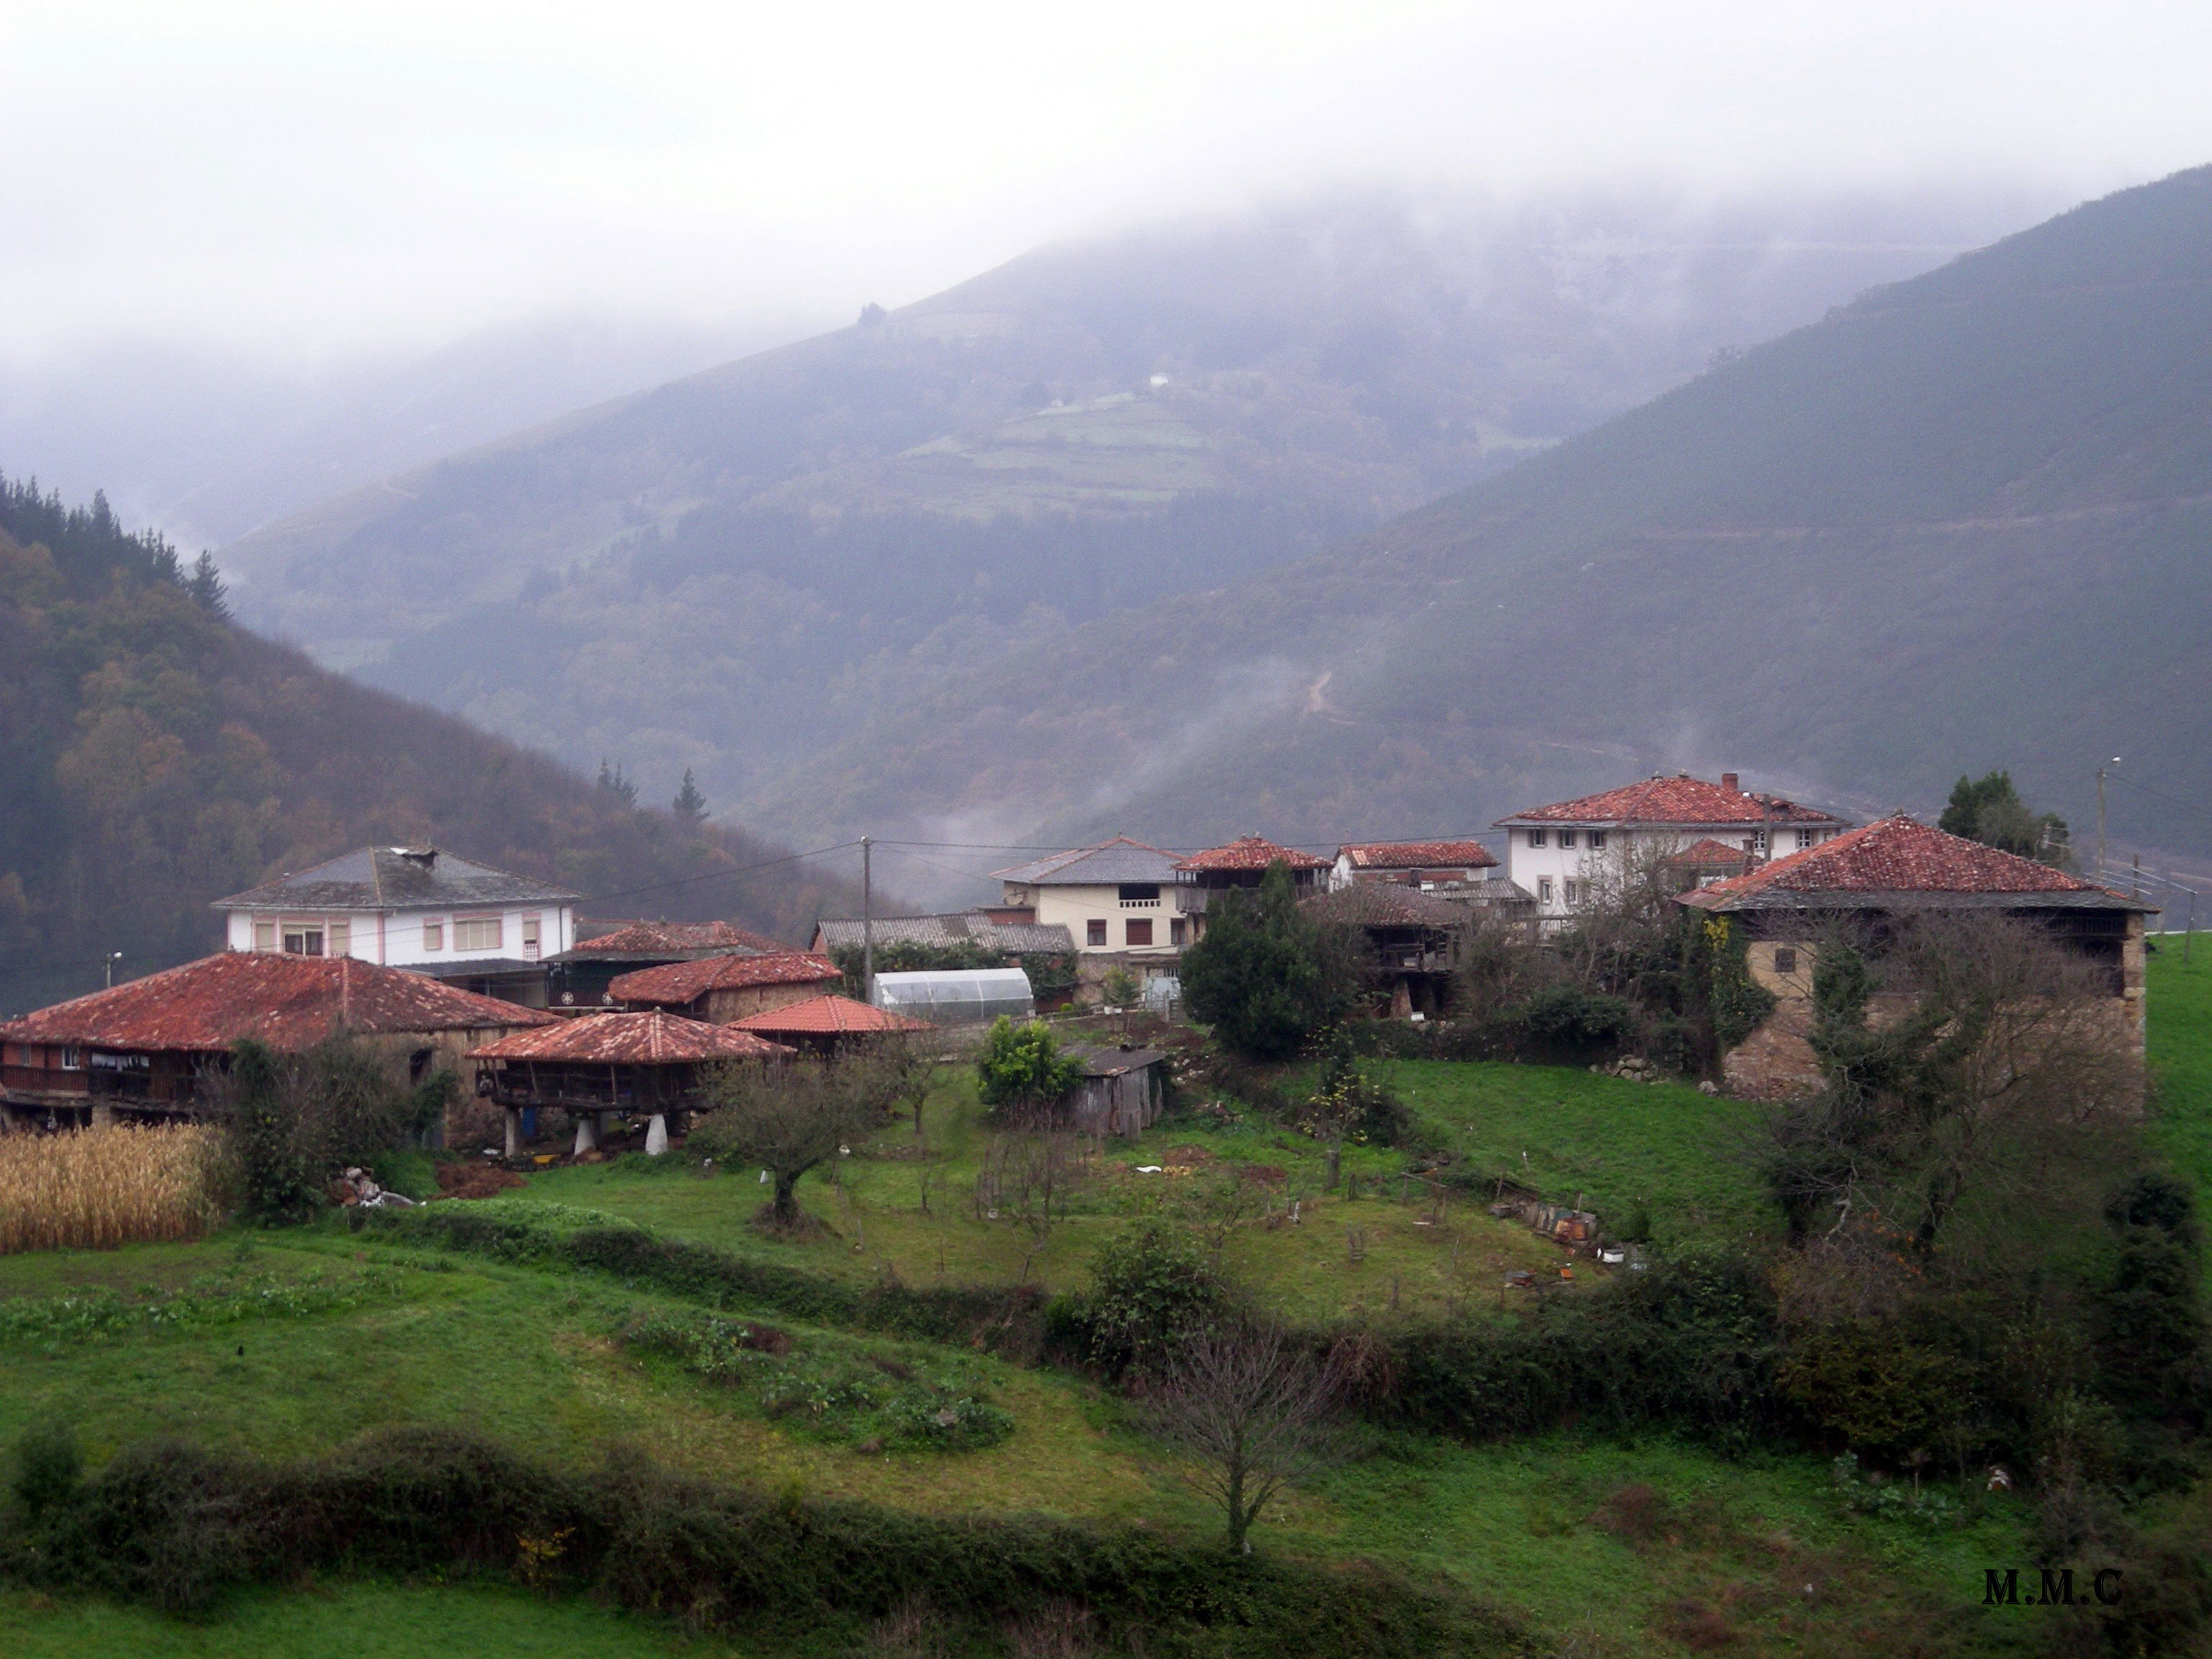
2096;757;2119;882
860;836;875;1007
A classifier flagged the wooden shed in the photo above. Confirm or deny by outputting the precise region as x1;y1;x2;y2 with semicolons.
1064;1045;1169;1137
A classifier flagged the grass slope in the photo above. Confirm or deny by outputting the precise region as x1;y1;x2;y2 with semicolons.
2147;945;2212;1262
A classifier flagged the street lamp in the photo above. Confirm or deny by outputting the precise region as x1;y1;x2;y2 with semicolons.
104;951;122;989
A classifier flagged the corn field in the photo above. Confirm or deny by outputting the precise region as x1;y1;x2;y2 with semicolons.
0;1123;224;1252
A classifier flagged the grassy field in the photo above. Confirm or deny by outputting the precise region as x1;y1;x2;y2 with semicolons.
27;1018;2188;1654
2147;944;2212;1229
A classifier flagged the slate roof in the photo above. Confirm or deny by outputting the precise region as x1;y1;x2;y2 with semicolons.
1303;886;1475;928
610;952;842;1007
992;837;1181;886
213;847;578;912
811;914;1076;954
730;994;932;1036
0;953;557;1053
468;1010;791;1063
1337;840;1498;871
1174;835;1331;873
553;920;782;961
1678;817;2157;913
1496;775;1849;829
1065;1045;1170;1078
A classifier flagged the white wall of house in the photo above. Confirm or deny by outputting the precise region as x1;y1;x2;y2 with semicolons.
223;904;575;966
1002;882;1192;956
1502;824;1840;922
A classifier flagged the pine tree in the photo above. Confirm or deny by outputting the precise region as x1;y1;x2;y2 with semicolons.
595;760;637;807
672;768;708;823
186;552;230;619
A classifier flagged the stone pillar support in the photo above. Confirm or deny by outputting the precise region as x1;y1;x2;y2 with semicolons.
645;1113;668;1156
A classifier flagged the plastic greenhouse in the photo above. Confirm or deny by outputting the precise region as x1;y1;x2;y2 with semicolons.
871;967;1035;1027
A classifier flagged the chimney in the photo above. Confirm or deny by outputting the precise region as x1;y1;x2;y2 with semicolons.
1721;773;1740;795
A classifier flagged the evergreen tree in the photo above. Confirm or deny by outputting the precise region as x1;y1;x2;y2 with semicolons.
1179;863;1363;1058
595;760;638;806
1939;770;2070;864
672;768;708;823
186;551;229;619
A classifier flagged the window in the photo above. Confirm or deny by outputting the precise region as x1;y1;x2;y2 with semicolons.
1118;883;1161;908
1527;828;1547;848
1589;831;1607;850
1125;918;1154;948
1796;829;1817;850
328;919;351;958
252;920;276;952
521;917;541;958
1559;830;1577;848
1169;918;1187;947
1086;918;1107;947
1538;877;1555;904
282;923;324;956
422;920;444;951
1773;948;1799;975
1562;880;1580;906
59;1046;82;1070
454;917;501;952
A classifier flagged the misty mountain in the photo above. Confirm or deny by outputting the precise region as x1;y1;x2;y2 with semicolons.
0;315;788;549
755;166;2212;889
0;480;863;1016
215;188;2036;818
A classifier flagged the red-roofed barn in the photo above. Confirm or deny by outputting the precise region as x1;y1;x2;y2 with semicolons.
608;952;843;1023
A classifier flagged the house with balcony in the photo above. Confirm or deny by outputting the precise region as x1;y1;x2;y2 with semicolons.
213;846;579;1007
992;837;1196;957
1331;840;1500;891
1493;773;1851;928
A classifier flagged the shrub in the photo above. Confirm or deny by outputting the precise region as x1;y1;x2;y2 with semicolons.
1180;865;1364;1059
975;1017;1085;1120
1776;1324;1976;1462
9;1423;81;1520
0;1123;223;1251
1517;984;1637;1060
1077;1222;1231;1380
1298;1030;1411;1148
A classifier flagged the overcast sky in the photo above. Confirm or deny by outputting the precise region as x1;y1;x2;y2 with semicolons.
2;1;2208;362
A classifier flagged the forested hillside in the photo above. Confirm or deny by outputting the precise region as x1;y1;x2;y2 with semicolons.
217;191;2011;816
757;166;2212;875
0;480;862;1015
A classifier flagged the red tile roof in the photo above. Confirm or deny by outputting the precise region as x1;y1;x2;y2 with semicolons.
730;994;932;1036
0;952;557;1053
569;920;785;955
1174;835;1331;873
1664;837;1761;866
1680;816;2132;908
469;1010;792;1064
609;951;842;1007
1338;840;1498;871
1304;886;1473;928
1498;775;1848;827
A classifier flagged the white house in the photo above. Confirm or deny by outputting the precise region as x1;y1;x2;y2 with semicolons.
1492;773;1851;927
212;847;580;1005
992;837;1195;957
1330;840;1500;891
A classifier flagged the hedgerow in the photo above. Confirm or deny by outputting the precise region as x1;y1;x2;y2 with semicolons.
0;1426;1531;1658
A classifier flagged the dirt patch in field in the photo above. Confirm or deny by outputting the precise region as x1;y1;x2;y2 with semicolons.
436;1161;528;1200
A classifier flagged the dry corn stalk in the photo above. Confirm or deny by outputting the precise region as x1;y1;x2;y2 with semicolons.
0;1124;222;1252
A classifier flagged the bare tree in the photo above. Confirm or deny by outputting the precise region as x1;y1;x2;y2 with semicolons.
876;1035;942;1139
693;1057;892;1230
1146;1323;1346;1552
1766;910;2145;1281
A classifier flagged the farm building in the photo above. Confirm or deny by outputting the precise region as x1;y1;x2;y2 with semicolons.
545;919;786;1010
1678;814;2157;1096
729;994;932;1054
1064;1046;1170;1136
469;1009;791;1156
608;951;842;1022
0;952;554;1131
1173;835;1331;942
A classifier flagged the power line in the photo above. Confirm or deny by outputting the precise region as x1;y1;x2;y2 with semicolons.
2103;771;2212;827
582;840;861;907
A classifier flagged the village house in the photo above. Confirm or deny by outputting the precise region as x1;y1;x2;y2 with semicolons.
992;837;1196;956
0;952;555;1132
808;912;1076;961
469;1009;792;1158
1330;840;1499;891
1303;883;1472;1017
1676;814;2157;1097
544;919;785;1011
1494;773;1852;927
608;951;843;1023
212;846;580;1007
1174;835;1331;941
